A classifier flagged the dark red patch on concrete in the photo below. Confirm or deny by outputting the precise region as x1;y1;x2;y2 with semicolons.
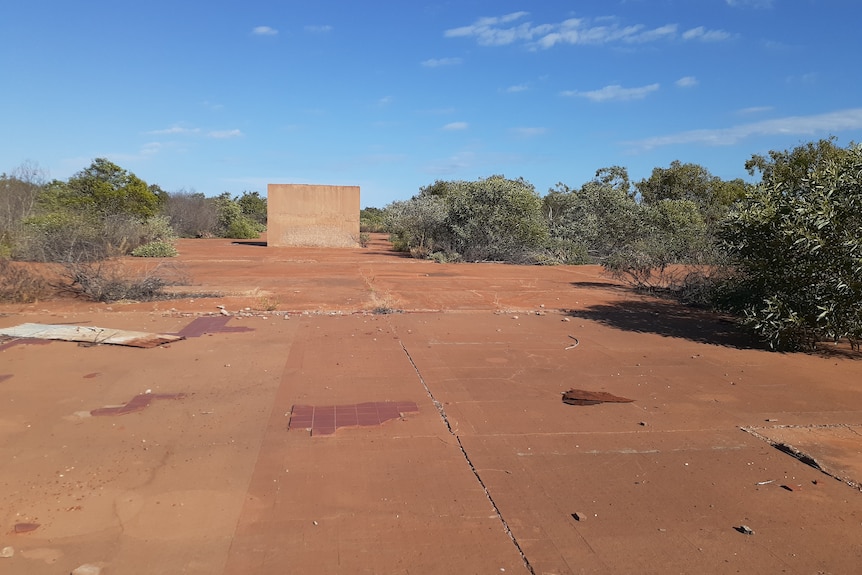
175;316;254;338
13;522;40;534
289;401;419;436
90;392;186;416
0;338;51;351
0;374;11;383
562;389;634;406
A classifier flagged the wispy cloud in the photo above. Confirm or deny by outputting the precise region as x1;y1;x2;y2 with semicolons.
675;76;698;88
563;83;660;102
201;100;224;111
208;129;243;139
511;127;547;137
377;96;394;107
305;25;332;33
252;26;278;36
446;13;731;49
421;57;463;67
505;84;529;93
443;121;468;131
627;108;862;151
147;125;201;135
737;106;774;115
682;26;732;42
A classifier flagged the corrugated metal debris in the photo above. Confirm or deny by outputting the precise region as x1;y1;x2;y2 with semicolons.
0;323;183;348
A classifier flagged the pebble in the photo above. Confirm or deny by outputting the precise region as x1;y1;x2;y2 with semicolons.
0;546;13;558
71;564;102;575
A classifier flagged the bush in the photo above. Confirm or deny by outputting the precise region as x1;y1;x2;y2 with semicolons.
131;241;178;257
722;140;862;350
53;261;182;302
387;175;548;262
0;259;51;303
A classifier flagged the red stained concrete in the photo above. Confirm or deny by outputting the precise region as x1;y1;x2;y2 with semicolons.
289;401;419;436
0;234;861;574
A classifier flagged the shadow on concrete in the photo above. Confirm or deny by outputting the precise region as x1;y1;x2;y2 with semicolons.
566;298;764;350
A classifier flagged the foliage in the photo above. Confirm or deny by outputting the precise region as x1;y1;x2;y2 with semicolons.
214;192;265;239
360;207;388;232
45;158;161;219
385;193;448;256
131;240;178;257
635;160;748;229
434;175;549;262
52;261;183;302
544;169;642;262
722;140;862;350
236;191;268;227
0;259;51;303
161;190;220;237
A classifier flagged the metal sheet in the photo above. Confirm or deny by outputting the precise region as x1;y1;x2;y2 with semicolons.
0;323;183;348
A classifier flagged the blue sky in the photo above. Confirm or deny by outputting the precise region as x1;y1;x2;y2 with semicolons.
2;0;860;207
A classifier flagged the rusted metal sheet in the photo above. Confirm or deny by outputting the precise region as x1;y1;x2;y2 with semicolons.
562;389;634;406
0;323;183;348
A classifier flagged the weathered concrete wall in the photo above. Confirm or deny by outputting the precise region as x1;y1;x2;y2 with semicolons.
267;184;360;247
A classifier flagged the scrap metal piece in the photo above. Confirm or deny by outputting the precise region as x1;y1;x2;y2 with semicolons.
562;389;634;406
0;323;182;348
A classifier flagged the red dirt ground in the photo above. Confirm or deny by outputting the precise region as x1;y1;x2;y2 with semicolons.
1;234;861;574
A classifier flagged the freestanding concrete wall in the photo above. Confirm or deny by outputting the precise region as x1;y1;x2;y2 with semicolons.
267;184;360;247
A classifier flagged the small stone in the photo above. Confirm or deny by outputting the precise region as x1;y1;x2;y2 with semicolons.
219;308;230;316
738;525;754;535
511;315;519;320
572;512;585;521
638;421;647;426
0;546;13;558
562;317;570;322
71;564;102;575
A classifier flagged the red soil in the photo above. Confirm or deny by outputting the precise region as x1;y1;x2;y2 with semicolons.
0;234;860;574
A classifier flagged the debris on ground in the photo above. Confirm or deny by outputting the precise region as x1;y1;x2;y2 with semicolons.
562;389;634;406
736;525;755;535
565;336;580;350
0;323;182;348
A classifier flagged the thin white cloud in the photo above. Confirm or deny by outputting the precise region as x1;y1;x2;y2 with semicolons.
446;13;731;49
305;25;332;33
421;57;463;67
378;96;394;107
563;83;660;102
505;84;529;93
511;127;547;137
737;106;774;115
627;108;862;151
682;26;732;42
443;122;468;131
675;76;698;88
147;125;201;135
208;129;243;139
252;26;278;36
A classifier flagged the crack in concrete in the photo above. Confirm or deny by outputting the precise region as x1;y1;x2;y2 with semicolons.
397;337;536;575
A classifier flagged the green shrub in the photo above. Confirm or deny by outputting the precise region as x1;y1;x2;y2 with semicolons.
722;140;862;350
131;241;178;257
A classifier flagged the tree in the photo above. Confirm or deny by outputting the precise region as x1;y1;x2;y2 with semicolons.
385;175;548;262
544;168;641;261
635;160;747;228
0;161;46;255
58;158;160;218
722;140;862;350
237;191;267;227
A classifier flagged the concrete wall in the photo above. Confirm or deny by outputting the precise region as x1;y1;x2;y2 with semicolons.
267;184;360;247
